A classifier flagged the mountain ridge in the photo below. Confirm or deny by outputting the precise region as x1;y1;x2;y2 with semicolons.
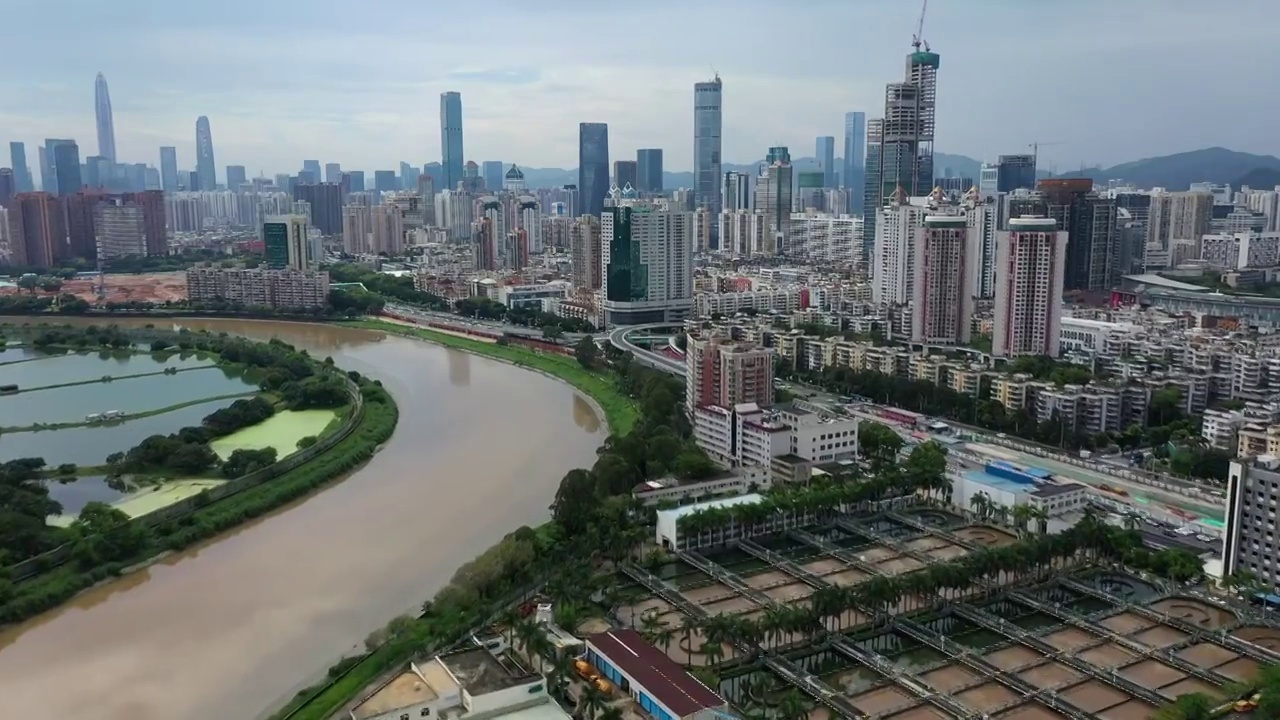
515;147;1278;192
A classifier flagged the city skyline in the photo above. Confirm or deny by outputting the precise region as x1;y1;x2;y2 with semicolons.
0;0;1273;174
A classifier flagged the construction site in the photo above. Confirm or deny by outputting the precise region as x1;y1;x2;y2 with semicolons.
611;506;1280;720
0;271;188;304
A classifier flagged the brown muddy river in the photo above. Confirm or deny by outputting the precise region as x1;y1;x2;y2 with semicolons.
0;319;606;720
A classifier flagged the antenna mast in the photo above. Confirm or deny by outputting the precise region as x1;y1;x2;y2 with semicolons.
912;0;930;52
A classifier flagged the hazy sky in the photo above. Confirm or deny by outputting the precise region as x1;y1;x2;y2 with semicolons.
1;0;1275;176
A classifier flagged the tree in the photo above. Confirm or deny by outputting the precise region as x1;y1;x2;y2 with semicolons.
542;325;565;340
550;469;601;535
575;336;599;370
1154;693;1215;720
858;421;904;469
70;502;152;567
39;276;64;293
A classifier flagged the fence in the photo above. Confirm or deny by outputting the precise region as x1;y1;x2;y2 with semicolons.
8;375;364;582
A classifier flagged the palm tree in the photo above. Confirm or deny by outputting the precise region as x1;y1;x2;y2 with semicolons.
679;615;700;666
1122;511;1142;531
1029;506;1049;535
578;683;608;720
969;492;991;522
1010;504;1034;537
700;640;725;668
776;689;808;720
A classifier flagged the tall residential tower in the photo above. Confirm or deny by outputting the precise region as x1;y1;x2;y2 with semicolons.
578;123;610;218
94;72;117;163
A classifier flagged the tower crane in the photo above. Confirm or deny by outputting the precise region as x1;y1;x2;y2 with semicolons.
1028;141;1065;167
911;0;930;52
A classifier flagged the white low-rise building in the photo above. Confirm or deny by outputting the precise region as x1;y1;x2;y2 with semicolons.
350;646;563;720
1202;408;1246;451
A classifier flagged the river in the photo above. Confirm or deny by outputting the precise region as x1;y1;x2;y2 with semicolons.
0;319;607;720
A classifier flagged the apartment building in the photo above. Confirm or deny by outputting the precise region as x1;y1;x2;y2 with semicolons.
1224;458;1280;594
992;217;1067;359
685;333;775;415
186;266;330;308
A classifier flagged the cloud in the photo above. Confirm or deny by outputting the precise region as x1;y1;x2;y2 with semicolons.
445;68;542;85
0;0;1274;176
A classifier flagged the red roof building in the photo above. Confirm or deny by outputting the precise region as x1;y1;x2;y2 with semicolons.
585;629;727;720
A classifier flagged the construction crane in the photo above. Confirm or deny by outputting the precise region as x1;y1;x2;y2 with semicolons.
911;0;930;52
1028;141;1065;168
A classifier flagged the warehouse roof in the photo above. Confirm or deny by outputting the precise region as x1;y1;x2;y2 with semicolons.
587;629;725;717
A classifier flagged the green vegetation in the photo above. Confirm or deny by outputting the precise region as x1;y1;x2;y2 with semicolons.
781;360;1229;479
455;295;596;334
0;324;394;625
326;264;451;309
346;319;639;435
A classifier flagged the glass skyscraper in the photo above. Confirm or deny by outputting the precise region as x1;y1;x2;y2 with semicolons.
45;139;83;196
842;111;866;205
815;136;835;188
195;115;217;191
693;75;723;218
9;142;32;192
636;149;663;193
159;146;178;192
996;154;1037;192
481;161;505;192
95;72;117;163
440;92;464;192
578;123;610;218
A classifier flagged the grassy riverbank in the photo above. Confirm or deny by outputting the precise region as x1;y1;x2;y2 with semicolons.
344;318;639;435
5;390;258;434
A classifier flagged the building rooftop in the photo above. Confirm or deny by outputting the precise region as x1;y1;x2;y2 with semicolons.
964;469;1038;494
1031;481;1083;498
655;493;764;525
1122;273;1212;292
587;629;725;717
351;661;456;720
440;647;538;696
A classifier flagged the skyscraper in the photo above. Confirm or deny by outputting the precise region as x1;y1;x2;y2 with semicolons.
440;92;464;192
226;165;247;191
0;169;13;208
995;154;1036;193
293;183;342;236
815;136;836;188
347;170;366;193
600;195;694;326
159;146;179;192
693;76;723;221
753;147;793;255
1033;178;1118;292
94;72;117;163
303;160;321;181
481;161;505;193
46;140;83;196
374;171;398;193
613;160;637;190
195;116;216;191
636;149;663;193
578;123;610;218
9;143;30;193
911;215;980;345
842;112;866;202
867;46;940;250
992;217;1067;359
324;163;342;183
7;192;62;267
38;146;52;193
861;118;884;260
569;216;602;290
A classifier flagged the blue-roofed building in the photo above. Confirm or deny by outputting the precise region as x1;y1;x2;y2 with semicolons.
950;461;1088;518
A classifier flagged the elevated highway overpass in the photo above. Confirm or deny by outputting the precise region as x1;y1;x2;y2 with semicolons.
608;324;686;375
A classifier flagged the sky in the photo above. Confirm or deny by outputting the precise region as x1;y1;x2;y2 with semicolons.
1;0;1276;177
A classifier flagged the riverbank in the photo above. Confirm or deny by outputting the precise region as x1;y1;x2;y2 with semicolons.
344;318;638;435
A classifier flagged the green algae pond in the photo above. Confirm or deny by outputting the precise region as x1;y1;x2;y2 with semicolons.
210;409;339;459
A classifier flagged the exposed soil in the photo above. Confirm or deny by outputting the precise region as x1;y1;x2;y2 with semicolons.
1176;642;1239;669
1232;625;1280;652
1041;627;1098;651
996;703;1068;720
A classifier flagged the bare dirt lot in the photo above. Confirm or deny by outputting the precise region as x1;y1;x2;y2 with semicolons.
0;272;188;304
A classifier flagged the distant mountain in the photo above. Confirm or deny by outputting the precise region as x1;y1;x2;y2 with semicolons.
1056;147;1280;190
518;152;985;190
1233;167;1280;190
